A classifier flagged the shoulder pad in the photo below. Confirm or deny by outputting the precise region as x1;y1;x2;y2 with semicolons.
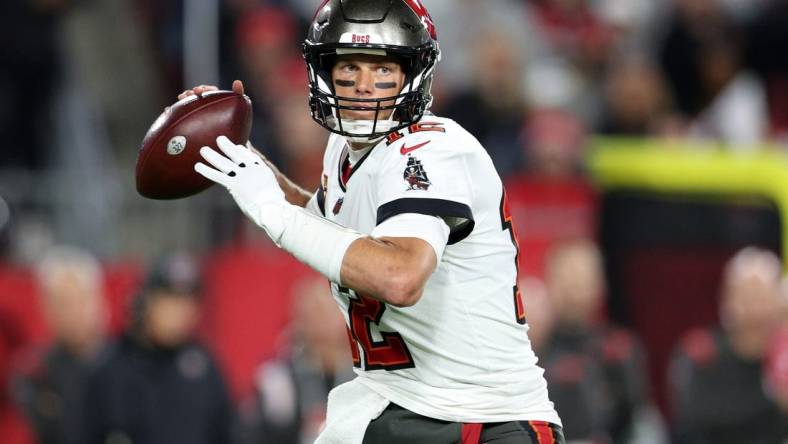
385;120;449;146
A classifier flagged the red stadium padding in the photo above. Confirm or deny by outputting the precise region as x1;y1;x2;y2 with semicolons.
200;243;320;400
101;262;145;335
0;265;48;347
0;265;47;444
0;406;34;444
504;175;598;278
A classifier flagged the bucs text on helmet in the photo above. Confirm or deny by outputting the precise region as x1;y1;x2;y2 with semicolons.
303;0;441;141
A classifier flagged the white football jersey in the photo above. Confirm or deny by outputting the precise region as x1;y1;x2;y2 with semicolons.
310;116;560;424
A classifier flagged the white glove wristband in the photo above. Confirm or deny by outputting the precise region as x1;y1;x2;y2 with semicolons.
246;201;363;284
277;204;364;284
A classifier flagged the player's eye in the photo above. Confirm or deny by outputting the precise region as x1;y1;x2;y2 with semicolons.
377;66;392;75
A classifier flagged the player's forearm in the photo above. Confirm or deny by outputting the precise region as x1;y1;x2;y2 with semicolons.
198;139;436;307
340;237;436;307
251;201;433;307
273;171;312;207
247;142;312;207
263;201;434;307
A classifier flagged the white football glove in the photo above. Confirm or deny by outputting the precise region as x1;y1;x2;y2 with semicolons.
195;136;288;242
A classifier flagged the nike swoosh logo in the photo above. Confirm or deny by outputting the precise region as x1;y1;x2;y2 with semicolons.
400;140;431;155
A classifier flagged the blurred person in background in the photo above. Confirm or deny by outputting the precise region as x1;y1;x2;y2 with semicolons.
0;0;70;170
538;239;654;443
592;0;666;51
239;278;354;444
11;246;107;444
658;0;768;145
668;246;788;443
525;0;618;122
598;53;677;137
519;277;556;354
764;311;788;417
689;38;767;145
83;253;234;444
530;0;615;77
235;6;306;171
521;108;588;179
441;26;529;178
426;0;541;96
269;92;328;191
746;0;788;139
659;0;736;118
503;106;598;280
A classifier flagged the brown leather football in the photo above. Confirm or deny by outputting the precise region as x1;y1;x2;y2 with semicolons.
136;91;252;199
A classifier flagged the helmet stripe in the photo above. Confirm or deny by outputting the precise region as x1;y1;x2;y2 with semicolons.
402;0;437;40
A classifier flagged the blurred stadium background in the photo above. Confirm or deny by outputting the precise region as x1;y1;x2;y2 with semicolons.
2;0;788;443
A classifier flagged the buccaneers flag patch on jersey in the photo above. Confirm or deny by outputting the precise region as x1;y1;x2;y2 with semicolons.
403;156;431;191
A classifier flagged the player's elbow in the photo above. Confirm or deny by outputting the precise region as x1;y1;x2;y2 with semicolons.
381;272;425;307
368;237;436;307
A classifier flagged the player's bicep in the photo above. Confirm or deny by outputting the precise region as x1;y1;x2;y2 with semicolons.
371;236;438;267
372;213;449;266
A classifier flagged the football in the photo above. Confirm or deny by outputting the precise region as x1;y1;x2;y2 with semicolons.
136;91;253;199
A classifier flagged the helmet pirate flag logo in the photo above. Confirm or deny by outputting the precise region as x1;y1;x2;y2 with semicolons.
403;156;431;191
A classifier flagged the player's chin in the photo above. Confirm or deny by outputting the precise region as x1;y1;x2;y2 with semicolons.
341;110;377;121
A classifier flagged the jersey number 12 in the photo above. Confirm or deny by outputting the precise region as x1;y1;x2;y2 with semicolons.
345;290;416;371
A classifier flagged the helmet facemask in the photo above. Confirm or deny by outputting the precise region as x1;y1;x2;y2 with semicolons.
304;44;440;143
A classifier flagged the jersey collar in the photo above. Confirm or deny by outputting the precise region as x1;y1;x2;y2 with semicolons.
337;140;380;192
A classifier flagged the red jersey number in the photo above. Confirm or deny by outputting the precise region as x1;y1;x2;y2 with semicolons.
347;292;415;371
500;191;526;324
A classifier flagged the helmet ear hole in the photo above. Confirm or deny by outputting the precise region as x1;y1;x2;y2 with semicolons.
400;21;417;32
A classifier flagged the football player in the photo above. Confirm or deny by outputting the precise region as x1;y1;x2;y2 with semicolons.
186;1;563;442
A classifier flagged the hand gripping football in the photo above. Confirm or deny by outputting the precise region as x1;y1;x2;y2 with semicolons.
136;91;252;199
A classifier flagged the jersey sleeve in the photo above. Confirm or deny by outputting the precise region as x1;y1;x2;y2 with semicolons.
305;187;326;217
375;135;475;244
371;213;450;266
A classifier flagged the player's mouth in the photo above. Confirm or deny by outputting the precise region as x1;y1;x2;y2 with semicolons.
342;108;379;119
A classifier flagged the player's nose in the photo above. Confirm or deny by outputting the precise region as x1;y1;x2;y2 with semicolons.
355;69;375;95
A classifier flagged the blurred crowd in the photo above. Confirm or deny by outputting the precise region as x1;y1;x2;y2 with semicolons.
2;0;788;443
4;241;788;444
3;0;788;177
3;0;788;259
